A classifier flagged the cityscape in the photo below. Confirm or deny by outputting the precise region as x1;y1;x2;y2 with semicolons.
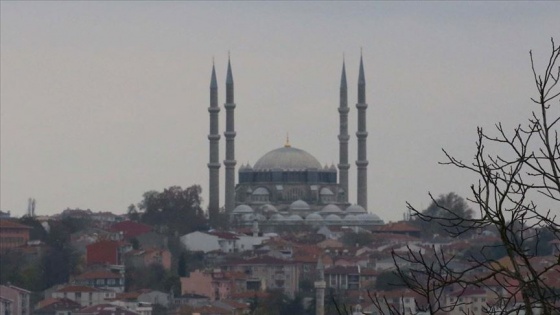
1;2;559;315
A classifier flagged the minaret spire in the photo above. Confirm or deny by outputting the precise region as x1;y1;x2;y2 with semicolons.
314;256;326;315
338;58;350;202
208;62;221;223
224;55;237;213
356;53;369;209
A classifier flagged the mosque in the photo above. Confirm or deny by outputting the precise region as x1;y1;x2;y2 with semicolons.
207;56;384;231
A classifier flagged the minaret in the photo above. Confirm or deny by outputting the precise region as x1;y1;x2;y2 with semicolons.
314;256;326;315
224;56;237;213
208;62;221;222
338;59;350;202
356;53;369;209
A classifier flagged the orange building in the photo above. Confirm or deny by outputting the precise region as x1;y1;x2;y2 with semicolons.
0;220;31;250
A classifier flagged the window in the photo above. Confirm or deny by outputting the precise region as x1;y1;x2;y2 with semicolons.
341;276;347;288
96;279;104;285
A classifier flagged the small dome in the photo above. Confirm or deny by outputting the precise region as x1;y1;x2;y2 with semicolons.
253;187;270;196
241;214;255;221
321;204;342;214
290;199;310;211
325;214;342;221
286;214;303;221
356;213;382;222
254;214;267;222
320;187;334;196
270;214;284;221
346;204;367;214
306;212;324;221
253;146;322;170
233;205;254;214
259;204;278;213
343;214;358;221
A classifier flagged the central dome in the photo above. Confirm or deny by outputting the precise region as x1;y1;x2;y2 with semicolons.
253;146;322;170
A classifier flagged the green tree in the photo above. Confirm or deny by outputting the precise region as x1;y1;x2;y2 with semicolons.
18;216;47;241
138;185;208;236
127;203;140;221
125;264;179;293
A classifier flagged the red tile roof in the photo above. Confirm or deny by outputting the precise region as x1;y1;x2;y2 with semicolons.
75;270;121;280
56;285;107;293
35;298;82;311
230;291;269;299
0;219;32;229
109;220;152;239
228;256;293;265
374;221;420;233
207;231;239;240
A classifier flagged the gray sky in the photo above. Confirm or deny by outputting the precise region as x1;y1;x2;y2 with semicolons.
1;2;559;222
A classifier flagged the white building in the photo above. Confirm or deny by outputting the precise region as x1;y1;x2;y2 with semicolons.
180;230;269;253
52;285;116;307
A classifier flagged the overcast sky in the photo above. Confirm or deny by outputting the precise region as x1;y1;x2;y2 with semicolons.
1;2;559;222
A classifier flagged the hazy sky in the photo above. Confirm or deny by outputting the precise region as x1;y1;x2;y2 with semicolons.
1;2;559;222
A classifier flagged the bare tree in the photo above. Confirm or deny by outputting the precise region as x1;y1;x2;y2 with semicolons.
370;39;560;315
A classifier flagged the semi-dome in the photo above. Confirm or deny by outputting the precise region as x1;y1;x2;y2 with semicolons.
321;204;342;214
259;204;278;213
306;212;324;221
325;214;342;222
357;213;382;222
286;214;304;221
241;214;255;221
253;146;322;170
233;204;254;214
290;199;310;211
346;204;367;214
253;187;270;195
270;214;284;221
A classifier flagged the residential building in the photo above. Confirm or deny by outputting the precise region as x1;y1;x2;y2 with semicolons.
125;248;172;270
137;290;170;308
33;298;82;315
73;304;139;315
108;221;152;240
51;285;116;307
180;269;250;301
0;284;31;315
0;220;31;250
224;256;299;297
73;269;125;293
86;240;131;266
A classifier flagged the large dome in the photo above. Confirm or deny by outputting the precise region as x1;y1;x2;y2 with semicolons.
253;146;322;170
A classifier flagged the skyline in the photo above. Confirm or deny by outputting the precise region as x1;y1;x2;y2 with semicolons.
1;2;560;221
